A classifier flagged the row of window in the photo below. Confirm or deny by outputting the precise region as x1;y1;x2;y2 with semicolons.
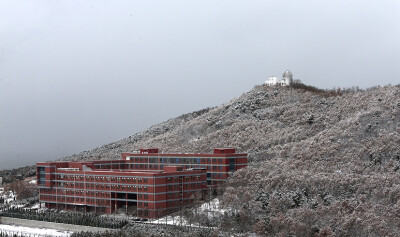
167;183;202;190
166;175;202;182
41;195;109;205
92;158;230;168
91;163;228;171
211;174;224;178
128;157;229;164
166;191;199;199
62;182;149;190
50;183;151;192
56;175;149;183
40;192;149;199
138;202;149;207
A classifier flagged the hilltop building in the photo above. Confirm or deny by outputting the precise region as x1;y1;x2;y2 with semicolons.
265;76;278;86
265;70;293;86
36;148;247;218
281;70;293;86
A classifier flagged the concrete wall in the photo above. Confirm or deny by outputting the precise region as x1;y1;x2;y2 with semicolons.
0;216;113;233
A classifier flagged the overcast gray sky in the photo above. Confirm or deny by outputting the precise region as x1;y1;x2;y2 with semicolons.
1;0;399;170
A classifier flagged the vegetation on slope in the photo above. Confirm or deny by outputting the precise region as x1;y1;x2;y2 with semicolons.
1;83;400;236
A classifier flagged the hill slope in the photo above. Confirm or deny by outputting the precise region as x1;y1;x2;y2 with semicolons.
63;84;400;166
2;84;400;236
65;83;400;236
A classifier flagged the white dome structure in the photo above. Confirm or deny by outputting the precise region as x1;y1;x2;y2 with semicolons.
283;70;293;78
281;70;293;86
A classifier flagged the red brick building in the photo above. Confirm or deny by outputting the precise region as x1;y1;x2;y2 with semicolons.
121;148;247;186
37;148;247;218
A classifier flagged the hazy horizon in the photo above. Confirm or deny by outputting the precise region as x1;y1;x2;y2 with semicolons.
1;0;399;170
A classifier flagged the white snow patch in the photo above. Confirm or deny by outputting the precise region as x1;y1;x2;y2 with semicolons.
30;203;41;209
148;198;226;227
0;224;72;237
198;198;227;217
199;198;224;212
151;215;188;226
4;192;15;204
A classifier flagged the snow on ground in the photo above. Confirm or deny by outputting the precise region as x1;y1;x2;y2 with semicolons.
199;198;226;216
148;198;226;227
151;215;188;226
29;203;41;209
2;191;15;204
0;224;72;237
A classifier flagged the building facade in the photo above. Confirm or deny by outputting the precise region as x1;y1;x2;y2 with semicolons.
121;148;247;186
265;76;278;86
37;148;247;218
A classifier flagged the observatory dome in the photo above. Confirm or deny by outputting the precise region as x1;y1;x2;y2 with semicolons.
283;70;293;78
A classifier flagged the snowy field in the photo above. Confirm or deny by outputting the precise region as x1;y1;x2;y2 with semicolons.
0;224;72;237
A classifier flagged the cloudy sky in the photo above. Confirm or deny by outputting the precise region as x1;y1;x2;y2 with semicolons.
1;0;399;169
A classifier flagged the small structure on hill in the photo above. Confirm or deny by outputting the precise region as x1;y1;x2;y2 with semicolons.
265;76;278;86
265;70;293;86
